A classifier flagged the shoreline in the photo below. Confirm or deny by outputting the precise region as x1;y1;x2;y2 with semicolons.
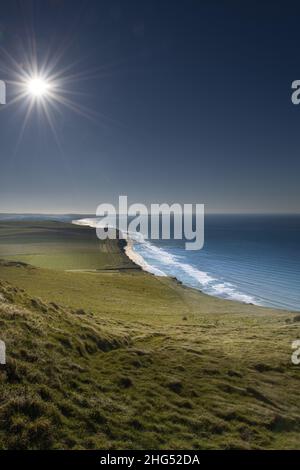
71;217;166;276
121;233;259;306
121;235;297;312
0;219;297;316
72;220;298;312
123;237;167;276
123;238;147;270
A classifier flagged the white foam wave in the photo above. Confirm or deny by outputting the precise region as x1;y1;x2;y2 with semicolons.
130;235;258;305
72;218;111;228
72;218;96;227
72;217;259;305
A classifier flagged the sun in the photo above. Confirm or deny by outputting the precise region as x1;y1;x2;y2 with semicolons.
3;49;106;151
26;77;51;97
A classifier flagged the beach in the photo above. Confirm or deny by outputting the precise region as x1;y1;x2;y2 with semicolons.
124;237;166;276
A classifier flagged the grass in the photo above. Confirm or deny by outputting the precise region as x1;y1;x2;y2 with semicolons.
0;220;134;271
0;221;299;449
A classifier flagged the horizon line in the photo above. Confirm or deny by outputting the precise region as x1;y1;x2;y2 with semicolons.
0;211;300;216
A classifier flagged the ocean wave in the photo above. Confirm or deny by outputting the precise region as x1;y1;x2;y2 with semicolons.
72;218;102;228
72;217;259;305
130;234;259;305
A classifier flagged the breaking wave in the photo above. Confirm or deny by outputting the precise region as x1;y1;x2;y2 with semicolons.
73;217;258;305
130;234;258;304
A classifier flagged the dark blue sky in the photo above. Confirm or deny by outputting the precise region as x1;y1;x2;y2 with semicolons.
0;0;299;213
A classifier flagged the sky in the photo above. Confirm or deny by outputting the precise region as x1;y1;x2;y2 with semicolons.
0;0;299;214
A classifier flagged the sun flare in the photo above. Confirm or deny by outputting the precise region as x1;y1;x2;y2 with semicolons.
4;46;106;150
26;77;50;97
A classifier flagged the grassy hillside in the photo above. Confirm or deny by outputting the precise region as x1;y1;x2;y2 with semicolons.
0;221;299;449
0;220;136;271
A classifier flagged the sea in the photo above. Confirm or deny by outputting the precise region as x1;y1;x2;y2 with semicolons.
1;213;299;311
128;214;300;311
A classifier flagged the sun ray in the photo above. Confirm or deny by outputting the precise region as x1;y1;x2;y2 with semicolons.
40;99;64;155
12;98;35;157
0;33;133;154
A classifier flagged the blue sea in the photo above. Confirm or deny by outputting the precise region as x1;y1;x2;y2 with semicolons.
1;214;299;311
130;215;300;311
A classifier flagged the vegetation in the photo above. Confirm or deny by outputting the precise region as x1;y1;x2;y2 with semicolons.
0;221;299;449
0;220;134;271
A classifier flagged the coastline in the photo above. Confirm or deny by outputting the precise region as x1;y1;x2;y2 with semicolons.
123;237;167;276
123;238;147;270
70;219;288;310
121;232;261;307
22;218;296;312
120;234;298;312
72;217;166;277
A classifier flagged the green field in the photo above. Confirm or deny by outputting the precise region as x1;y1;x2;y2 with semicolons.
0;220;135;271
0;221;299;449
